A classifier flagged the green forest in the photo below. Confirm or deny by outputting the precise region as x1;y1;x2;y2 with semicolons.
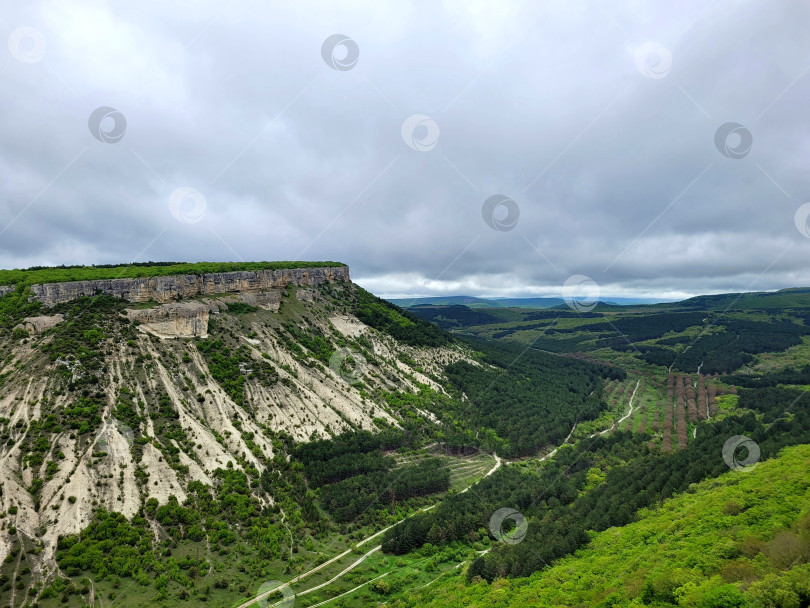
394;444;810;608
444;337;624;457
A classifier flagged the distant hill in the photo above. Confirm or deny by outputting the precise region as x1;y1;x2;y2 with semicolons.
404;304;505;329
389;295;669;309
670;287;810;311
391;288;810;312
388;295;551;308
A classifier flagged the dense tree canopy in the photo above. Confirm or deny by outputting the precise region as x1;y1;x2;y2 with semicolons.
446;337;625;457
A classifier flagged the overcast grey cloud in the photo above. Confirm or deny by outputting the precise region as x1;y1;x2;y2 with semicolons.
1;0;809;299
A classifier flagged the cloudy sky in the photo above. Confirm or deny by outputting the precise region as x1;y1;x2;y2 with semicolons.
1;1;809;300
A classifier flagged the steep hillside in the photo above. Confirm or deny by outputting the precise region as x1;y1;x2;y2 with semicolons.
395;443;810;608
0;265;475;604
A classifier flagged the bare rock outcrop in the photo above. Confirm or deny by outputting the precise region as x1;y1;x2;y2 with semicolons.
296;288;316;302
129;290;288;338
0;286;12;298
210;290;282;311
21;314;64;333
127;302;210;338
29;265;349;306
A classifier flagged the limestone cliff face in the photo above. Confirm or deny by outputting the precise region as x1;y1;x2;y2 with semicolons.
28;265;350;306
126;302;210;338
125;292;285;338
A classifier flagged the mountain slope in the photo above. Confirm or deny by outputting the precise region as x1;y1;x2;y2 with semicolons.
396;443;810;608
0;267;471;601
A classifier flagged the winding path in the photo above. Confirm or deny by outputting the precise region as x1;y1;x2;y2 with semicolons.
538;422;578;462
234;517;403;608
591;379;640;438
294;546;382;599
235;453;500;608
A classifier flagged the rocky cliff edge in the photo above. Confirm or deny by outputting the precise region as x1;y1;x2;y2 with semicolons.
26;265;350;306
